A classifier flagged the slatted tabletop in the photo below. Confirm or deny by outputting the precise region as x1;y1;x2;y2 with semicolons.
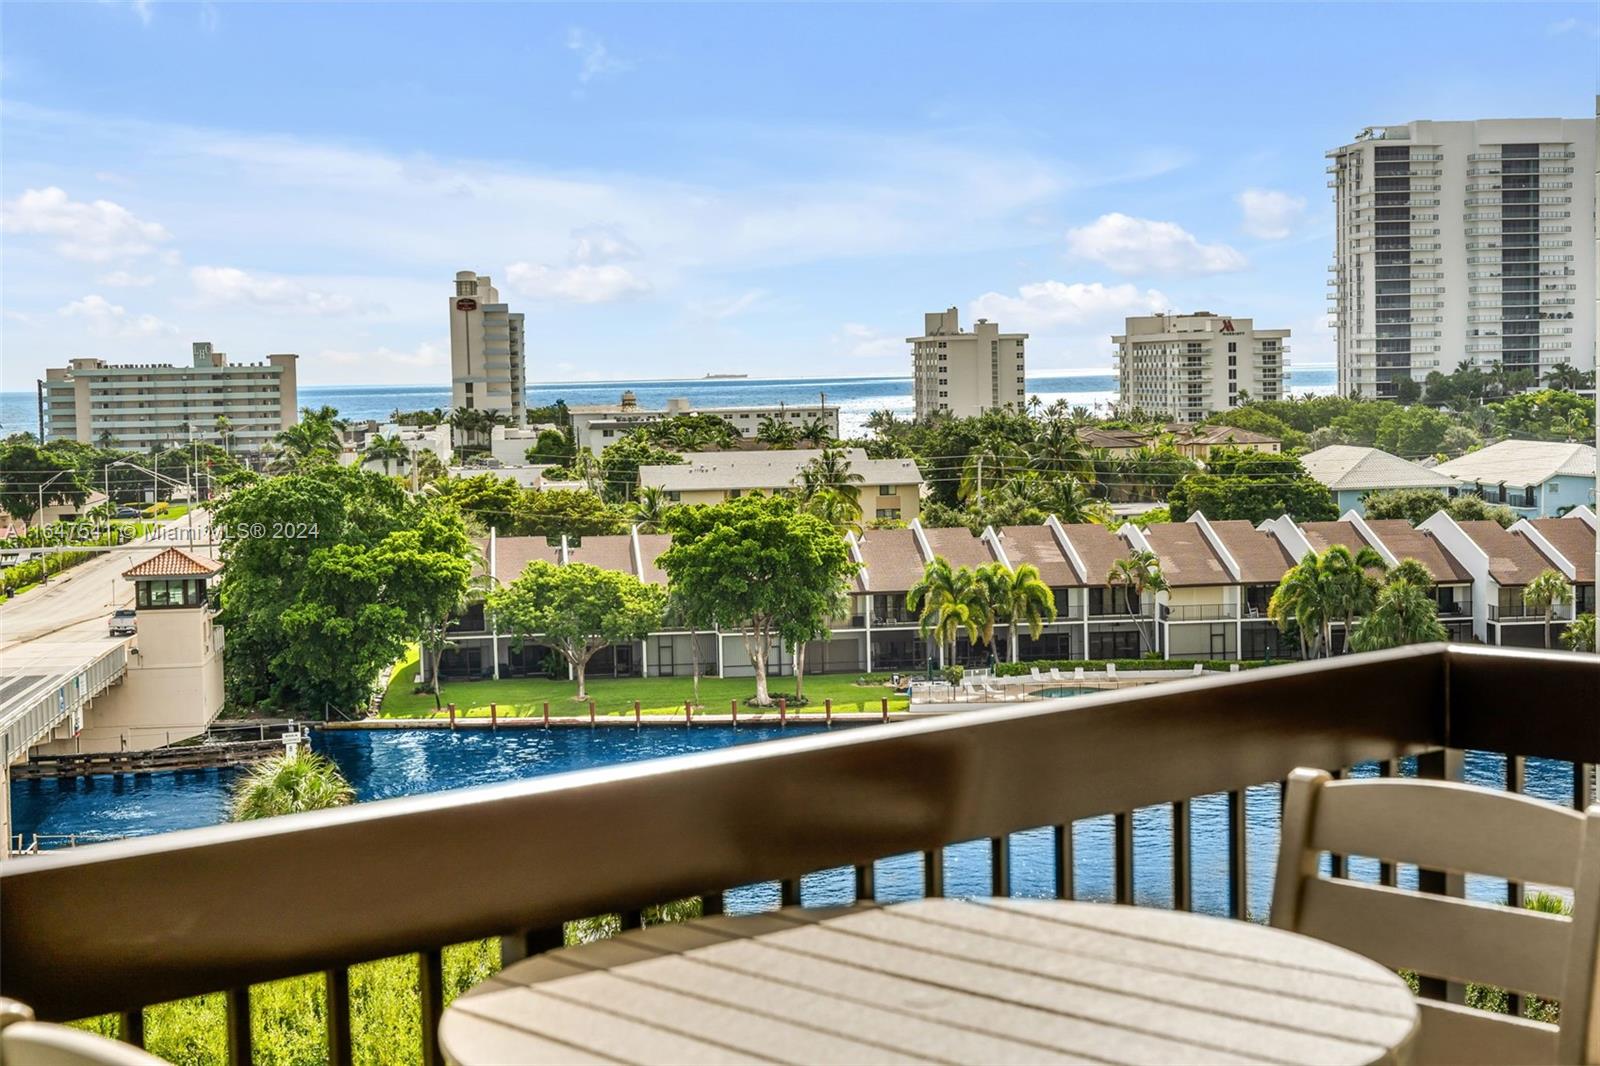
440;898;1420;1065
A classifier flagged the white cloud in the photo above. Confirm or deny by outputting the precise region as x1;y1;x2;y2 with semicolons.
837;323;901;359
565;27;628;83
1236;188;1307;240
505;262;650;304
190;265;359;315
1548;17;1599;37
99;270;156;287
58;294;177;337
971;280;1168;330
321;340;447;369
569;225;640;265
1065;212;1246;275
690;289;767;321
1;186;170;263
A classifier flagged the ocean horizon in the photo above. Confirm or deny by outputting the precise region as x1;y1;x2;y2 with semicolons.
2;367;1336;440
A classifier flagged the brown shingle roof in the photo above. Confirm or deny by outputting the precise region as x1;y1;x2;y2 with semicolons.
1140;523;1232;587
1362;520;1472;584
1456;521;1561;587
994;525;1078;586
1206;520;1294;585
122;548;221;579
855;528;926;593
921;526;996;569
1298;520;1374;558
1529;517;1596;583
565;534;636;577
1060;525;1133;588
634;533;673;586
491;537;562;584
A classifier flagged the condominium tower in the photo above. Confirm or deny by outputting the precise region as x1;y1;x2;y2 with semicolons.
1327;116;1596;399
909;307;1027;420
1114;313;1287;421
39;342;298;452
449;271;526;422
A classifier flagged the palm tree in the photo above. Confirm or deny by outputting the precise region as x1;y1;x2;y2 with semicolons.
1319;545;1386;653
268;415;342;473
213;415;233;456
419;546;492;704
979;562;1057;662
627;485;671;532
958;439;1027;505
906;557;988;668
1029;420;1094;483
1349;573;1448;653
1563;613;1596;653
1052;476;1105;525
864;409;902;439
756;415;800;449
796;416;832;447
363;434;410;476
1523;568;1574;649
231;750;354;820
794;448;864;530
1269;552;1333;659
1542;363;1594;392
1107;549;1166;655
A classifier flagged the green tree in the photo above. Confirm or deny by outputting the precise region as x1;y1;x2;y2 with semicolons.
978;562;1057;662
1201;407;1307;450
907;557;988;667
1544;363;1596;392
1487;389;1595;441
756;414;801;448
1523;569;1574;650
1167;451;1338;524
659;495;855;705
598;435;685;503
1107;549;1166;655
512;488;629;540
269;409;343;473
795;416;833;447
0;441;86;522
626;485;671;532
1563;613;1596;653
418;545;491;709
489;560;666;700
436;473;525;532
1320;544;1386;652
1269;551;1335;659
210;464;471;713
794;448;865;532
639;414;740;451
231;750;354;820
363;434;411;476
1349;562;1447;652
1374;406;1453;457
1363;489;1517;528
525;429;576;464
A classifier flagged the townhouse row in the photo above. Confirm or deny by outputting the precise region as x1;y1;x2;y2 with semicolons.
430;506;1598;682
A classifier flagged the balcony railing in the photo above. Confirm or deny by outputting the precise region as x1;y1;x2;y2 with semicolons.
1;646;1596;1065
1489;604;1574;622
1160;603;1239;621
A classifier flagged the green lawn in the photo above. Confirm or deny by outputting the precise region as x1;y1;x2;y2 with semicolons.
380;648;905;718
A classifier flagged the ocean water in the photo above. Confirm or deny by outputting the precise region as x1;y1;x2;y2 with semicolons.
8;727;1570;919
1;368;1335;441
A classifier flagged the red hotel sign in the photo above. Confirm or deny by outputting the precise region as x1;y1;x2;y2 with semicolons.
456;298;478;311
1220;319;1236;333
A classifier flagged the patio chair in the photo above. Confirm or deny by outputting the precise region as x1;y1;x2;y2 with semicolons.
1106;663;1118;680
1192;663;1204;676
0;997;165;1066
1049;668;1065;682
1072;666;1084;682
981;680;1013;702
1272;768;1600;1065
1030;666;1044;681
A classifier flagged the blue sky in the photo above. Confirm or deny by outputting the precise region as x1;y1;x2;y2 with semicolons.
2;2;1595;388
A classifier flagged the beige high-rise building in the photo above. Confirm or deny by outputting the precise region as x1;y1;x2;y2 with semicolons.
1115;313;1288;422
1327;116;1596;399
909;307;1027;420
450;270;526;423
39;342;297;452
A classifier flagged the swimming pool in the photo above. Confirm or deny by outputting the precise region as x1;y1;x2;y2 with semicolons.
8;727;1574;917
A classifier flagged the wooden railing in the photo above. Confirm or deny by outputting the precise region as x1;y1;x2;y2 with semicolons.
1;644;1597;1065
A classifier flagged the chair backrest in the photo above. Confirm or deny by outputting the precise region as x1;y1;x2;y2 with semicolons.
1031;667;1042;678
0;1020;168;1066
1273;767;1600;1065
1071;667;1082;680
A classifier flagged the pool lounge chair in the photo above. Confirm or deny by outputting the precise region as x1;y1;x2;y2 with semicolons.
981;681;1013;702
1030;666;1044;681
1049;668;1064;682
1073;667;1085;682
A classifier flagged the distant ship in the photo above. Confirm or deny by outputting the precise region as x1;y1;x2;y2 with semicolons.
703;372;749;379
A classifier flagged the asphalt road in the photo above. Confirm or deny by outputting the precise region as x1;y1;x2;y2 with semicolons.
0;522;215;653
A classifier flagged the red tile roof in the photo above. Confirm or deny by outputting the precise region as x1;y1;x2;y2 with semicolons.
122;548;221;579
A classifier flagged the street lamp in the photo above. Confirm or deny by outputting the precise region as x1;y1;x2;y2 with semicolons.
35;469;72;587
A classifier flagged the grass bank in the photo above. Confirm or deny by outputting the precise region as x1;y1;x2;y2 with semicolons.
380;650;906;718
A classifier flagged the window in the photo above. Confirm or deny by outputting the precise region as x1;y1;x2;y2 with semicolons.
1523;485;1536;508
666;491;681;502
1228;355;1237;367
1228;342;1237;353
876;508;901;520
938;391;948;398
879;485;895;496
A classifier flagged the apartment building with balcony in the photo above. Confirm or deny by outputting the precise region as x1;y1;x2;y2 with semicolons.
1114;312;1288;420
569;392;840;453
909;307;1027;420
423;507;1595;682
638;448;923;520
449;271;526;426
1327;115;1597;398
1432;438;1597;517
38;342;297;452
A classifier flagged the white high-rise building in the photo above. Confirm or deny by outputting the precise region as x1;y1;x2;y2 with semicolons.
449;271;526;423
908;307;1027;420
1114;313;1288;421
1327;116;1596;399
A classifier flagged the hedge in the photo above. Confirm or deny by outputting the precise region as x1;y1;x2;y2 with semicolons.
995;658;1276;677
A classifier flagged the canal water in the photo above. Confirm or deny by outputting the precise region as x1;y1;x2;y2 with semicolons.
9;727;1575;919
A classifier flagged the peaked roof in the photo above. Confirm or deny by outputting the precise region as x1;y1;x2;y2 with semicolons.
123;548;221;579
1140;523;1231;587
1527;517;1596;583
1434;440;1597;487
1453;520;1561;586
1361;520;1472;583
1299;446;1458;492
1206;520;1295;584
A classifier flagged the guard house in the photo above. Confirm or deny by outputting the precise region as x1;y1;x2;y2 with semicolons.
41;548;226;753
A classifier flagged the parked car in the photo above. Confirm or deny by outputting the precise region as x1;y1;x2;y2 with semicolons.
109;608;137;637
114;507;142;519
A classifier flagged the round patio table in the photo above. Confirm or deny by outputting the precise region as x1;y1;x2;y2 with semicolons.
440;898;1419;1065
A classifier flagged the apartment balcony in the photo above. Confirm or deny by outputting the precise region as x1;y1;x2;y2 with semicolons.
1159;603;1239;622
1;647;1595;1064
1488;604;1576;623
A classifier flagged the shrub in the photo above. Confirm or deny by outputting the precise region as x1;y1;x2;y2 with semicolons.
941;665;964;685
994;658;1273;677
